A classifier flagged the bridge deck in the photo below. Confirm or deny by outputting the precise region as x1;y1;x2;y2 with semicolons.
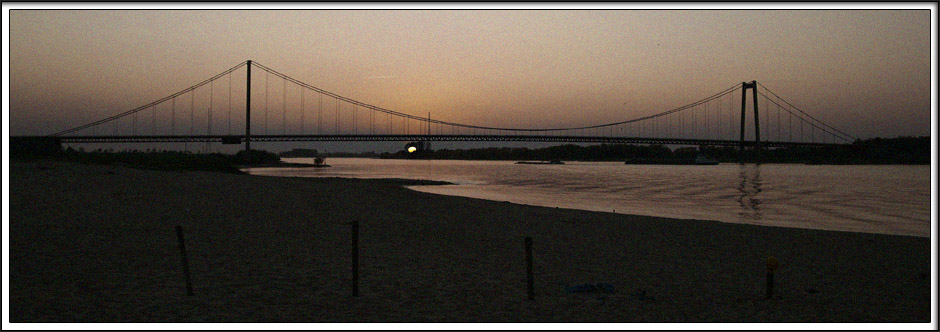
46;134;844;148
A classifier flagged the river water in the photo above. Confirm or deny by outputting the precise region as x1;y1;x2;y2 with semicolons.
244;158;931;237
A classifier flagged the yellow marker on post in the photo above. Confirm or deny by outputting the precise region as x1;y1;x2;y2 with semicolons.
765;256;778;299
766;256;779;272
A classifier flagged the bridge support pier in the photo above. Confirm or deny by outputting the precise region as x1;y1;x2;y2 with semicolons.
739;81;760;163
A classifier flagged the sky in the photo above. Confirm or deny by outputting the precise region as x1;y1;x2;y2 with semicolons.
4;6;935;152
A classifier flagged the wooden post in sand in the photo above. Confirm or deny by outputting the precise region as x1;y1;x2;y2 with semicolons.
525;236;534;301
765;256;779;299
351;220;360;297
175;225;194;296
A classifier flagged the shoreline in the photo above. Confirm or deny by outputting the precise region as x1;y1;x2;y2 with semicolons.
258;159;931;238
235;162;332;169
251;170;927;239
9;160;932;322
289;155;931;166
404;183;930;239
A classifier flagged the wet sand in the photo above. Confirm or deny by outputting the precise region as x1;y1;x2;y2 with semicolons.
8;160;932;322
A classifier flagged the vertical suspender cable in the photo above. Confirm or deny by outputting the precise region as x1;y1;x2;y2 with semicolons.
680;103;684;136
776;99;780;141
282;78;286;135
728;89;737;141
209;80;214;136
318;92;322;135
189;88;195;151
190;87;195;137
301;84;305;134
228;72;233;135
704;101;708;140
208;80;214;153
788;110;792;142
714;95;719;139
717;93;722;140
265;71;269;135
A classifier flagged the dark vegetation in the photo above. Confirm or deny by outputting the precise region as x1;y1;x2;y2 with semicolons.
371;136;929;164
10;136;928;169
741;136;929;164
11;142;282;173
320;151;382;158
279;148;320;158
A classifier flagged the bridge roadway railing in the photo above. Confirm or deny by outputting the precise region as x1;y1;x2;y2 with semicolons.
46;134;844;148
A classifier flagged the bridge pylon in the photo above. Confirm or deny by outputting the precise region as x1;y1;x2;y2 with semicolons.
739;80;760;162
245;60;252;152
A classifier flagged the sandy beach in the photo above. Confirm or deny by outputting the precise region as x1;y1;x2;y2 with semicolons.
8;160;932;322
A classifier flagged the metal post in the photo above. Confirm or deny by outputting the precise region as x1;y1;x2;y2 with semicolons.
245;60;252;152
351;220;359;297
765;256;778;299
525;236;534;300
765;271;774;299
175;225;194;296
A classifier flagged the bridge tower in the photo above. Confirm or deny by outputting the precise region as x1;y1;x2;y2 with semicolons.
245;60;252;151
739;80;760;161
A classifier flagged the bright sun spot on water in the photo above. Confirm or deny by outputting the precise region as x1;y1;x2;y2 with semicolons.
408;146;417;153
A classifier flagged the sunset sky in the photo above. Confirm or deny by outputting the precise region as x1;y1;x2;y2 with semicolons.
4;5;934;150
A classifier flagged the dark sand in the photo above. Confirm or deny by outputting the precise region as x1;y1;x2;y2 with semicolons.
8;160;932;322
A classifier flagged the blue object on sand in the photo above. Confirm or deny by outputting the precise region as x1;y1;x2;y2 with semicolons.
596;283;615;293
565;284;597;294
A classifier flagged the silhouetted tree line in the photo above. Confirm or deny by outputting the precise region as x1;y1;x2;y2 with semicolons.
773;136;930;164
14;147;282;173
372;136;928;164
279;148;320;158
320;151;381;158
11;136;928;166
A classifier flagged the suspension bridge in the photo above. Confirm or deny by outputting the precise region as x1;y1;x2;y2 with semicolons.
39;60;855;151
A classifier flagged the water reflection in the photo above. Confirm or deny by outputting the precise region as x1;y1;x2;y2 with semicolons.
736;163;762;220
245;158;930;237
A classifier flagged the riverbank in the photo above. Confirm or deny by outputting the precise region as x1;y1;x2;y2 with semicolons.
234;162;332;169
8;160;932;323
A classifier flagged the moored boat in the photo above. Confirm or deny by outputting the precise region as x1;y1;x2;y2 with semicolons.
694;155;719;165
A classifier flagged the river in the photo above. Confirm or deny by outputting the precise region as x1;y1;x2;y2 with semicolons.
244;158;931;237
